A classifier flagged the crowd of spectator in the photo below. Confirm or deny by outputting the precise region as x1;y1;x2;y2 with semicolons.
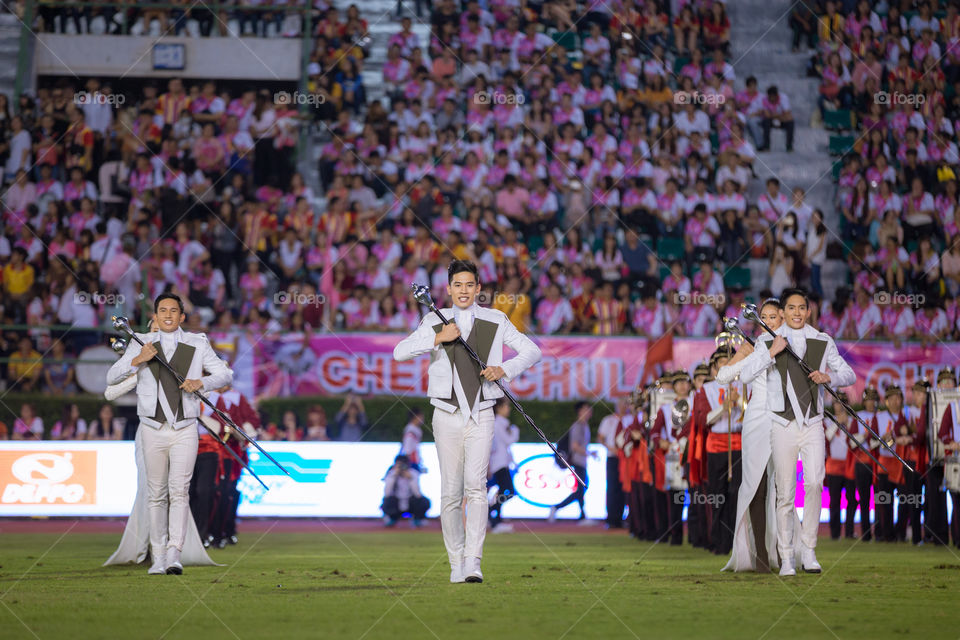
794;0;960;342
8;0;960;420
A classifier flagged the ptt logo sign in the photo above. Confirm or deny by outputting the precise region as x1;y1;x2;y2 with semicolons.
0;451;97;504
512;454;580;508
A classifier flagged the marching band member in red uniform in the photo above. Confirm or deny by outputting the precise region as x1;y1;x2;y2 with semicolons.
689;365;714;549
617;390;652;540
872;386;908;542
844;386;879;541
824;393;854;540
897;380;928;544
210;387;258;547
651;370;693;545
701;349;744;555
937;369;960;548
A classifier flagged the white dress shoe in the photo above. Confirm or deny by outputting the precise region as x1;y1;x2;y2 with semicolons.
450;559;465;583
464;557;483;583
165;548;183;575
779;558;796;577
148;545;166;575
801;548;821;573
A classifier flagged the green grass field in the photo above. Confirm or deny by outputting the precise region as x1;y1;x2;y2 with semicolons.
2;524;959;640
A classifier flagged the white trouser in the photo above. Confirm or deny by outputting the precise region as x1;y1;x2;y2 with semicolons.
771;420;825;560
433;407;494;569
140;421;199;553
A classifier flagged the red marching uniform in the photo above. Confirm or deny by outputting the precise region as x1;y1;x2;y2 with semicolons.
872;409;907;541
207;390;259;545
687;386;711;548
651;394;692;545
938;401;960;546
616;410;653;539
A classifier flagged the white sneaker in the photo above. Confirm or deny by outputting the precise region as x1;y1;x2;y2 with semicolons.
450;558;465;583
801;547;822;573
779;558;796;577
577;518;595;527
165;548;183;575
491;522;514;534
148;545;166;575
547;507;557;522
464;557;483;583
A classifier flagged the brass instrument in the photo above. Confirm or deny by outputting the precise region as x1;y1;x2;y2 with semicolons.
666;397;691;490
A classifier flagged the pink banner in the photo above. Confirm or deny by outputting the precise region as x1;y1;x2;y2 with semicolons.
243;333;960;402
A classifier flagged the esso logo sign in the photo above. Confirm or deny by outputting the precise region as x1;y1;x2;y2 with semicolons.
513;454;579;507
11;453;75;484
0;450;97;505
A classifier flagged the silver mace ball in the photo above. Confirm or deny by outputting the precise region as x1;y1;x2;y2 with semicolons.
110;337;128;353
741;303;760;323
723;316;741;334
410;283;433;307
112;315;133;335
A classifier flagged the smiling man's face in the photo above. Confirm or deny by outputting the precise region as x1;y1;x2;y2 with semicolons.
154;299;185;333
447;270;480;310
783;294;807;330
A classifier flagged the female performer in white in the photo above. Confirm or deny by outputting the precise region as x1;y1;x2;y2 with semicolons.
716;299;798;572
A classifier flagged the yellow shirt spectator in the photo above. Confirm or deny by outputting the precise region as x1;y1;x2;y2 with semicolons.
9;348;43;384
492;292;533;333
3;262;34;297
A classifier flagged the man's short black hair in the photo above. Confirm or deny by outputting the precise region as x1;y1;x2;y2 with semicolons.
780;288;808;306
448;260;479;284
154;292;185;314
575;400;591;413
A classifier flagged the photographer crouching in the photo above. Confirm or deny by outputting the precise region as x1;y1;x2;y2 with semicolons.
382;454;430;527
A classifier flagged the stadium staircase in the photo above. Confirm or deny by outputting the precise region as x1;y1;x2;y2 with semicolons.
727;0;847;302
0;12;25;100
297;0;431;207
295;1;849;302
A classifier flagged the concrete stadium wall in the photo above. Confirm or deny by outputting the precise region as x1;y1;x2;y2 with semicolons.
34;34;300;80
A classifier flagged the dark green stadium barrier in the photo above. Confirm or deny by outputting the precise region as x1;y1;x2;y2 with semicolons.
257;396;610;442
0;393;612;443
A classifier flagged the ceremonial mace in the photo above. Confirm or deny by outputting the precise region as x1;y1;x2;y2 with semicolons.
410;284;587;489
739;306;914;473
111;316;289;488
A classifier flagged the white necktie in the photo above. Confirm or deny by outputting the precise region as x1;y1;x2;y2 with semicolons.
455;307;473;338
786;327;806;358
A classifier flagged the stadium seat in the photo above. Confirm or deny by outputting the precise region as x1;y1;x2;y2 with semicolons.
550;31;579;52
656;237;686;261
673;56;690;76
823;109;853;132
723;267;752;290
829;134;855;156
831;159;843;182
